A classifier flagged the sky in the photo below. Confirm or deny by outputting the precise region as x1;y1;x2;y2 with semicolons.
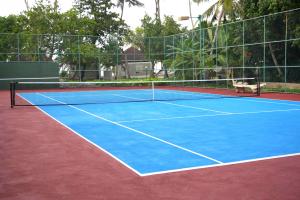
0;0;217;30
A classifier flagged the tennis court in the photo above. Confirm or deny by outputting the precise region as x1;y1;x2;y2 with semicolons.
13;81;300;176
1;2;300;199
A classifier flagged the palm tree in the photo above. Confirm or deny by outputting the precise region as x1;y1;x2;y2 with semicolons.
193;0;234;54
194;0;282;77
193;0;234;23
117;0;144;21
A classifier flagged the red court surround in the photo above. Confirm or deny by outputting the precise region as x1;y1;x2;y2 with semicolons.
1;90;300;200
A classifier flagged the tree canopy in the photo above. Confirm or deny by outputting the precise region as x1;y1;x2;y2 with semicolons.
0;0;299;82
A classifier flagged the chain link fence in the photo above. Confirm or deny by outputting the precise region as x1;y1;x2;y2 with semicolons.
0;8;299;92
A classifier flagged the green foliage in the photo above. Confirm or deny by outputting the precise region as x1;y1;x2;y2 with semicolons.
0;0;299;83
0;0;131;80
125;27;144;49
0;15;21;61
0;15;21;33
74;0;125;40
29;1;58;32
99;37;122;68
193;0;234;19
163;23;230;80
128;14;185;77
60;9;95;35
162;16;186;36
240;0;300;18
239;0;300;81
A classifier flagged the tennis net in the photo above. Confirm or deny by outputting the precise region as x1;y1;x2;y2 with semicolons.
10;78;260;107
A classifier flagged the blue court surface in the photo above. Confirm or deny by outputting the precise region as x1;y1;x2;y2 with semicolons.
19;89;300;176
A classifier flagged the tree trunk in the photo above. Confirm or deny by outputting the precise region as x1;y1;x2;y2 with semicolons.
164;68;169;78
80;65;86;81
210;7;224;56
48;35;56;61
124;54;131;79
155;0;160;21
151;60;155;78
70;65;78;80
24;0;30;10
188;0;195;29
114;65;119;80
120;3;124;20
268;43;283;76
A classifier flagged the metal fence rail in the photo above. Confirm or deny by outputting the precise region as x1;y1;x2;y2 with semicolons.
0;8;299;92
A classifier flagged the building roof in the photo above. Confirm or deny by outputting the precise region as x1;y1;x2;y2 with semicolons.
122;46;146;62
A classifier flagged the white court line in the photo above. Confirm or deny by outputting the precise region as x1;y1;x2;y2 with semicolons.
112;94;231;114
152;88;300;107
232;96;300;107
159;89;300;107
36;93;223;165
160;101;231;114
17;93;300;177
140;152;300;176
17;94;143;176
118;108;300;123
35;89;152;97
156;89;222;98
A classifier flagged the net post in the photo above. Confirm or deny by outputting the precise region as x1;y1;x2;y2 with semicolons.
151;81;155;101
10;82;16;108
